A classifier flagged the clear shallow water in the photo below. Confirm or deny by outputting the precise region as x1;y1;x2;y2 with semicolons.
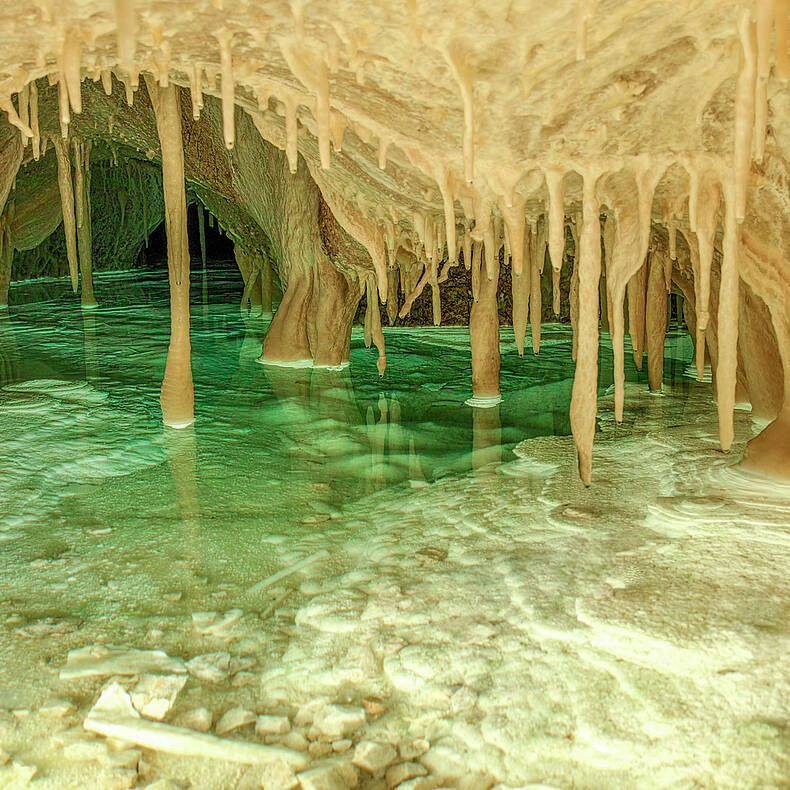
3;265;789;789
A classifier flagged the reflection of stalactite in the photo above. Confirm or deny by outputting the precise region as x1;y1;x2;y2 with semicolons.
0;318;19;386
163;425;200;537
472;403;502;474
309;365;358;424
81;309;98;381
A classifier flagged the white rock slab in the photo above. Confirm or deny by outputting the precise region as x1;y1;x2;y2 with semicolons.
216;706;256;735
131;674;187;720
256;714;291;736
185;651;231;682
84;683;308;770
176;707;212;732
386;761;428;788
313;704;366;739
297;759;358;790
59;645;186;679
352;740;397;776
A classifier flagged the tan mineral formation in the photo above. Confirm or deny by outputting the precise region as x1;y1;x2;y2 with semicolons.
0;0;789;480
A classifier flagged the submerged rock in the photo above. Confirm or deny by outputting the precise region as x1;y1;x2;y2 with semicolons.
185;651;231;683
130;674;187;720
256;714;291;736
175;707;212;732
215;706;256;735
352;740;397;777
60;646;186;679
313;704;366;739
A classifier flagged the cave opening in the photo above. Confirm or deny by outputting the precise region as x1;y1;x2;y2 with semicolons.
1;3;790;788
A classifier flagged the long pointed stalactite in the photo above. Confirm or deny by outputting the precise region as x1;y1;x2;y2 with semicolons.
570;167;603;486
146;76;194;429
52;134;80;293
72;138;97;308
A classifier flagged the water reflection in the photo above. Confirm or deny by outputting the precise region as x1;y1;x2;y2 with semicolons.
163;424;199;534
81;309;98;382
0;267;696;509
472;403;502;473
0;317;18;387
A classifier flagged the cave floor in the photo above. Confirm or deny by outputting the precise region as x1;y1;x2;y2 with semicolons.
0;267;788;789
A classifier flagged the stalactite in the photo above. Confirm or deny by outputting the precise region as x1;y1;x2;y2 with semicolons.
29;81;40;160
114;0;137;84
363;282;373;347
444;43;475;184
512;225;531;356
530;218;545;354
18;87;29;149
463;226;472;271
189;64;203;120
58;77;70;137
499;195;526;276
438;171;456;262
604;200;639;424
634;157;664;263
717;181;740;453
52;135;79;292
695;177;721;340
62;28;82;114
679;227;707;382
545;167;565;272
145;76;193;429
645;250;667;392
72;138;97;307
329;110;345;151
570;217;580;361
626;262;647;369
284;95;298;174
367;275;386;375
101;69;113;96
216;30;235;149
473;197;496;281
734;7;756;222
0;97;32;141
570;168;603;486
754;0;772;163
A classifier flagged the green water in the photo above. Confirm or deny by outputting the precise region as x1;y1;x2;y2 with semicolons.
7;265;790;790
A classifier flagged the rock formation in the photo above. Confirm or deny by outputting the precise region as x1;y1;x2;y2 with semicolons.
0;0;788;481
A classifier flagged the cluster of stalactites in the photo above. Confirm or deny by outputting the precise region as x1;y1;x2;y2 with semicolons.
0;0;782;480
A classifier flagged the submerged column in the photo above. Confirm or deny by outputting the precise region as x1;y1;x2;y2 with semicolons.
309;256;361;369
147;78;194;429
467;245;501;406
259;267;313;366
